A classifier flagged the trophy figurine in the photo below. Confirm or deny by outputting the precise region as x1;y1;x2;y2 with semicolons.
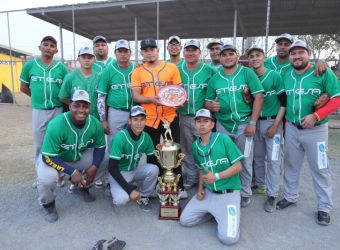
155;121;185;220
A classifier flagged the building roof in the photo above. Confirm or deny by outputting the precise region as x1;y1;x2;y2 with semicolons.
0;44;32;58
26;0;340;42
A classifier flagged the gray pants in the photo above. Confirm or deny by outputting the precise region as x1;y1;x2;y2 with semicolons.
216;122;254;197
283;122;332;213
107;163;159;205
108;108;129;149
179;114;199;184
36;149;109;205
32;108;63;163
180;189;241;245
253;119;282;197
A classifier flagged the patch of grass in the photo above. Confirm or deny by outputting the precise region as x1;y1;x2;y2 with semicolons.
328;129;340;159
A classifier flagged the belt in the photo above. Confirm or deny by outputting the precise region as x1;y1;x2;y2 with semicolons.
213;189;234;194
115;108;130;112
259;115;276;120
290;122;320;130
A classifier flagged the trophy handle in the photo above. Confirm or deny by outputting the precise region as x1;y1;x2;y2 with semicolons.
176;153;185;168
154;150;161;165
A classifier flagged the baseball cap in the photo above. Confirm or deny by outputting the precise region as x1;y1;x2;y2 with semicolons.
140;39;157;50
207;39;223;49
93;35;107;44
184;39;201;49
115;39;130;50
275;33;294;44
130;105;146;117
220;44;238;54
41;36;57;45
78;46;95;57
247;44;264;56
168;35;181;44
71;89;91;103
194;109;214;120
289;40;309;53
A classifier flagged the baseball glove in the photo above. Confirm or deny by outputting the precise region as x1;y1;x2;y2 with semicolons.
242;86;254;105
313;93;329;111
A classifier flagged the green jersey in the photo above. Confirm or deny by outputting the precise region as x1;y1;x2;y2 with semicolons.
177;62;217;116
284;66;340;125
166;58;185;67
206;65;264;133
59;69;100;118
97;62;136;110
264;56;293;77
192;133;243;191
41;112;105;162
258;69;284;117
93;57;115;73
20;58;68;109
109;129;155;171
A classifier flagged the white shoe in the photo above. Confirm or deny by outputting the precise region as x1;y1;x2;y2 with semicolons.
179;189;188;200
94;179;104;188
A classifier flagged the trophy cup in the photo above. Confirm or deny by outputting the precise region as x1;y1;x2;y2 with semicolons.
155;121;185;220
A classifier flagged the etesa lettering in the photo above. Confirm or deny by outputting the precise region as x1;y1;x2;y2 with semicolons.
61;139;94;151
141;81;173;87
183;83;207;90
111;83;130;90
31;76;63;84
264;90;277;97
200;157;230;168
216;84;247;95
286;88;321;95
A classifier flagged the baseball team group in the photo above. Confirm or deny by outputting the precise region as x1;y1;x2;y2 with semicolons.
19;32;340;245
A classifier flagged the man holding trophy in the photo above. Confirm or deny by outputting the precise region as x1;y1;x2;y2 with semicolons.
180;109;243;245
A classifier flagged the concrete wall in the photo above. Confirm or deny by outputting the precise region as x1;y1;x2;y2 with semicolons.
0;53;24;93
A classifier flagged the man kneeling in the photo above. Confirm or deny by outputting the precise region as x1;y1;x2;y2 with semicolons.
107;105;159;212
180;109;243;245
37;90;108;222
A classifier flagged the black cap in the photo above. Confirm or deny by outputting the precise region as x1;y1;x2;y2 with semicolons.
41;36;57;46
93;35;107;44
140;39;157;50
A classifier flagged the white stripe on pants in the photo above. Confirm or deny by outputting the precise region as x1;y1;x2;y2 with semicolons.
36;149;109;205
179;114;200;183
216;122;254;197
253;119;282;197
283;122;332;213
107;163;159;205
180;189;241;245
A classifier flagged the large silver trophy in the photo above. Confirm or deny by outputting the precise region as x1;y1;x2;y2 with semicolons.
154;121;185;220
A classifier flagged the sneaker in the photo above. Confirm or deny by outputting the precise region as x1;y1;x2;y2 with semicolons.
276;198;296;210
179;189;188;200
241;197;251;208
32;181;37;189
253;187;267;195
57;177;66;188
264;196;276;213
68;184;78;193
137;197;152;212
315;211;330;226
42;201;58;223
94;179;104;188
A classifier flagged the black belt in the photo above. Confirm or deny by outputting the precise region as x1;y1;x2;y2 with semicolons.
290;122;320;130
259;116;276;120
213;189;234;194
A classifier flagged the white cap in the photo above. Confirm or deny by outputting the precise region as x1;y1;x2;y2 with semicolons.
115;39;130;50
130;105;146;117
71;89;91;103
207;39;223;49
184;39;201;49
168;35;181;44
78;46;95;57
247;44;264;56
194;109;214;120
289;40;309;53
275;33;294;44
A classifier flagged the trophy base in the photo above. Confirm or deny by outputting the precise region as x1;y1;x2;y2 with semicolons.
159;204;181;220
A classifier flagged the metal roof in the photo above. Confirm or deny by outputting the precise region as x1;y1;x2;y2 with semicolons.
26;0;340;42
0;44;32;58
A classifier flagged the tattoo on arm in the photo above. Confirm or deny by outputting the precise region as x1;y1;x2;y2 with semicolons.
97;94;107;121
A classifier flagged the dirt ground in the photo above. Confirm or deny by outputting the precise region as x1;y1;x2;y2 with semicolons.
1;94;340;250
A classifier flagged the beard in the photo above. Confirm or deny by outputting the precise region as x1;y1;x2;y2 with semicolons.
292;61;308;70
223;62;237;69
